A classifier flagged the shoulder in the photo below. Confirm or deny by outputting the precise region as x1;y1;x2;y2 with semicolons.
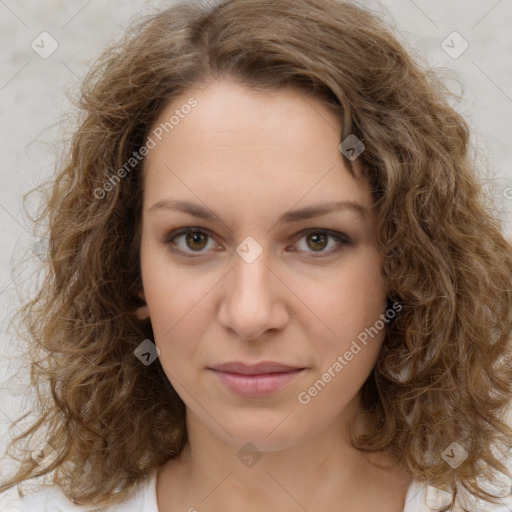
404;444;512;512
2;469;159;512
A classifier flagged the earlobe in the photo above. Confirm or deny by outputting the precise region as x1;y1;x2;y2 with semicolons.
135;305;150;320
135;289;150;320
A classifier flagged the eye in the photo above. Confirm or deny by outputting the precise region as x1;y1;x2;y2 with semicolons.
164;227;351;258
165;227;220;256
290;228;351;257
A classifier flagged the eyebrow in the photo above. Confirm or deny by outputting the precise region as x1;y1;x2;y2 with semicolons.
149;199;369;224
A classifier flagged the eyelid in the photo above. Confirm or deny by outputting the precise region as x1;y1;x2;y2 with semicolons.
293;227;351;245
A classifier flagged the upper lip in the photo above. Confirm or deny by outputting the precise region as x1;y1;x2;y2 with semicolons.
209;361;305;375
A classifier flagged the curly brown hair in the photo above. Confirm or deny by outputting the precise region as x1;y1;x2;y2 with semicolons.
1;0;511;510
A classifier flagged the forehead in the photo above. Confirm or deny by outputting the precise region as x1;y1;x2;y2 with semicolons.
142;79;371;216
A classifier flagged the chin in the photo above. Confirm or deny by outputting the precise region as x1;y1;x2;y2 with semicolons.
231;432;303;453
207;413;309;453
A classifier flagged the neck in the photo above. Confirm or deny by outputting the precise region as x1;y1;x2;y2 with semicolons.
157;397;412;512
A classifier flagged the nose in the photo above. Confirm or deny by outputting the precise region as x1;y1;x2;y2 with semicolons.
218;247;289;341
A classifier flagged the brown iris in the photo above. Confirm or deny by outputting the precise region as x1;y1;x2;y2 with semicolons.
185;231;209;251
306;232;328;251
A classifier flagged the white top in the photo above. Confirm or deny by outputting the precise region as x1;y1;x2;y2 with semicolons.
3;460;512;512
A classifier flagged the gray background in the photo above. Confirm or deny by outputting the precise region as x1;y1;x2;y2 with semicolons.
1;0;511;507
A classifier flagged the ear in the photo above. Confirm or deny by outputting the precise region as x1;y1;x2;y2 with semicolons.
134;288;150;320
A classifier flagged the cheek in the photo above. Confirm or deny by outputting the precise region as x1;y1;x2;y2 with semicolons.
140;267;217;387
297;348;378;429
140;235;214;333
303;250;387;349
148;294;208;392
144;275;208;347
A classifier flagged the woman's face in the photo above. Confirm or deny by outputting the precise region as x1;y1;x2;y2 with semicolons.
136;78;388;451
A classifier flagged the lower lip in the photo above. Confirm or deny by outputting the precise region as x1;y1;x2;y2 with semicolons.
209;369;304;397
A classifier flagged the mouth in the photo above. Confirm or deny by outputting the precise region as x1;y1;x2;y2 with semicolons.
207;361;306;397
209;361;305;375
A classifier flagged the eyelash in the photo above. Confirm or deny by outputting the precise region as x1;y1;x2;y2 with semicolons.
164;227;352;258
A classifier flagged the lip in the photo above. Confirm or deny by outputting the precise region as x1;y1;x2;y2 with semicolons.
208;361;306;397
210;361;304;375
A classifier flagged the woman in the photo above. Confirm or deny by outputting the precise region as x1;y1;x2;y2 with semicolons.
1;0;512;510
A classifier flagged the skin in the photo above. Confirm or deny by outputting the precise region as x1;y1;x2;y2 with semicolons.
135;78;412;512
